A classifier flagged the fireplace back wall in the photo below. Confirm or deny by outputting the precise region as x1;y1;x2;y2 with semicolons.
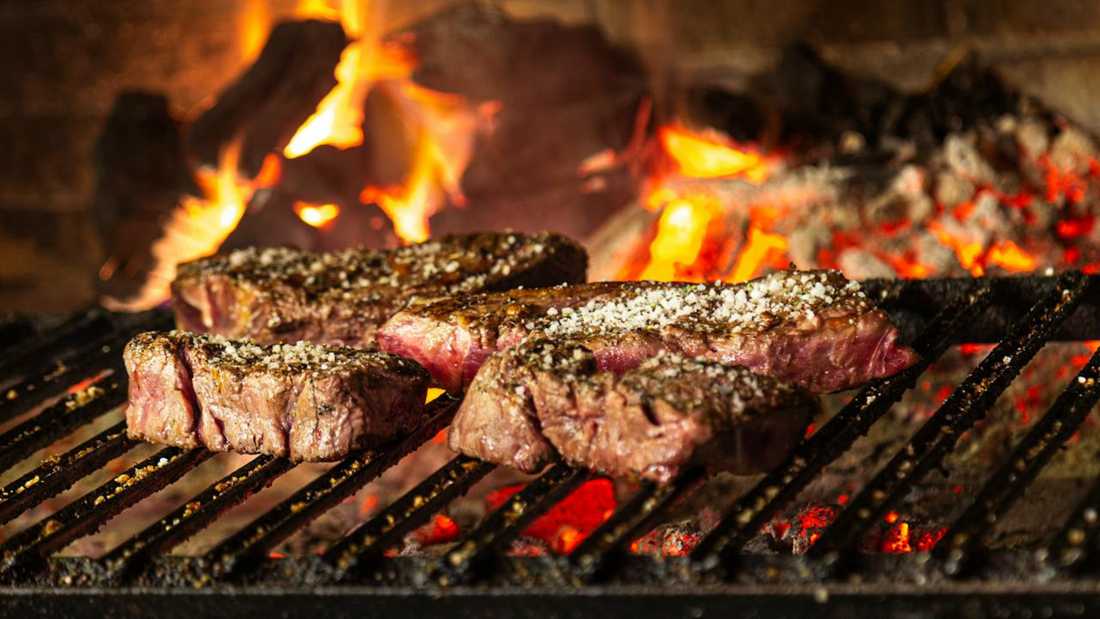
1;0;1098;311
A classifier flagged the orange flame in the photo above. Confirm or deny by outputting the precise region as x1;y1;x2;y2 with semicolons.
284;0;414;157
240;0;270;62
360;132;436;243
102;140;251;310
634;122;778;282
730;226;789;283
659;123;771;184
639;196;719;281
294;202;341;228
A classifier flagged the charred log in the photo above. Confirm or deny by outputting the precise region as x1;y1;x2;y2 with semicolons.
92;91;192;302
187;20;348;178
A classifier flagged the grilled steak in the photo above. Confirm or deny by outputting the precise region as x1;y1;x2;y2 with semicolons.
172;231;587;348
450;339;818;482
379;270;918;393
124;331;430;461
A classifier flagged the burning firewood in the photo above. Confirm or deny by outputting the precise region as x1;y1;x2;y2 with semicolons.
187;20;348;178
92;92;193;303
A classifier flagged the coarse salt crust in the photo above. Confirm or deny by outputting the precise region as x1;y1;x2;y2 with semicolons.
531;270;870;337
490;339;808;418
181;233;552;303
127;331;424;378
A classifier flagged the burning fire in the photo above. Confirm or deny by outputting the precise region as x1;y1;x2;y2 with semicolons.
628;123;781;283
102;140;253;310
110;0;483;309
658;123;771;184
294;202;341;228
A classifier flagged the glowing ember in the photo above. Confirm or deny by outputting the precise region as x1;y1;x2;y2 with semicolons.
486;479;616;553
880;522;912;554
294;202;341;228
412;514;461;547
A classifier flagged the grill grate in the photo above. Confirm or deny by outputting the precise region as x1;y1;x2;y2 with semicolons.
3;275;1100;618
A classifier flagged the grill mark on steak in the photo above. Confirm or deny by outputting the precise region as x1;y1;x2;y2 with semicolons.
378;270;919;393
171;231;587;348
451;339;819;483
124;331;430;461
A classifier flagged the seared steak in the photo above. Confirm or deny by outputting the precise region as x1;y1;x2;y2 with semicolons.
450;339;818;482
379;270;918;393
124;331;429;461
172;231;587;348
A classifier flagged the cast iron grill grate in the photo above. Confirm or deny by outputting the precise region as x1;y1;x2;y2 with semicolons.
3;274;1100;618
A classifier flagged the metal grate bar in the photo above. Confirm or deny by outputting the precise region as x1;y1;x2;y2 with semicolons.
0;315;32;356
690;283;992;571
938;346;1100;576
808;271;1090;568
0;339;125;426
326;454;495;580
0;312;109;380
0;421;137;526
0;447;212;575
570;468;706;583
0;378;126;472
1050;476;1100;571
0;311;169;424
99;454;296;582
434;464;591;586
208;396;461;579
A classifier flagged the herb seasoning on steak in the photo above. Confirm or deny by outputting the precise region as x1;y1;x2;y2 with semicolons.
379;270;918;393
124;331;430;461
450;339;818;483
172;231;587;348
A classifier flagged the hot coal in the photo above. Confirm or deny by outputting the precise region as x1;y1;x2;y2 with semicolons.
450;338;817;483
378;269;918;393
172;231;588;348
123;331;429;461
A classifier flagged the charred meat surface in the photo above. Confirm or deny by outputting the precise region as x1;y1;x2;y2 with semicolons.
124;331;429;461
379;270;919;393
450;339;819;483
171;231;588;348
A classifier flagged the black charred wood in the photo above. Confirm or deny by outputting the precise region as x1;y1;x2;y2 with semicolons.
91;92;193;303
187;20;348;178
219;189;393;254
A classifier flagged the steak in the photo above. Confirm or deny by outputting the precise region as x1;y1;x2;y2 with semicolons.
124;331;430;461
379;270;919;393
172;231;587;348
450;339;819;482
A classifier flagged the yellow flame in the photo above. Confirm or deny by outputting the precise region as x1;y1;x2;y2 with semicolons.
729;226;789;283
240;0;271;62
284;0;414;158
639;196;718;281
294;202;341;228
659;123;771;184
361;131;437;243
103;141;249;311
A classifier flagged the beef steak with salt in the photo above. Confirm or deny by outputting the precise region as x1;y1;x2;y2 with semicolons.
172;231;587;348
450;338;819;482
124;331;429;461
379;270;918;393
